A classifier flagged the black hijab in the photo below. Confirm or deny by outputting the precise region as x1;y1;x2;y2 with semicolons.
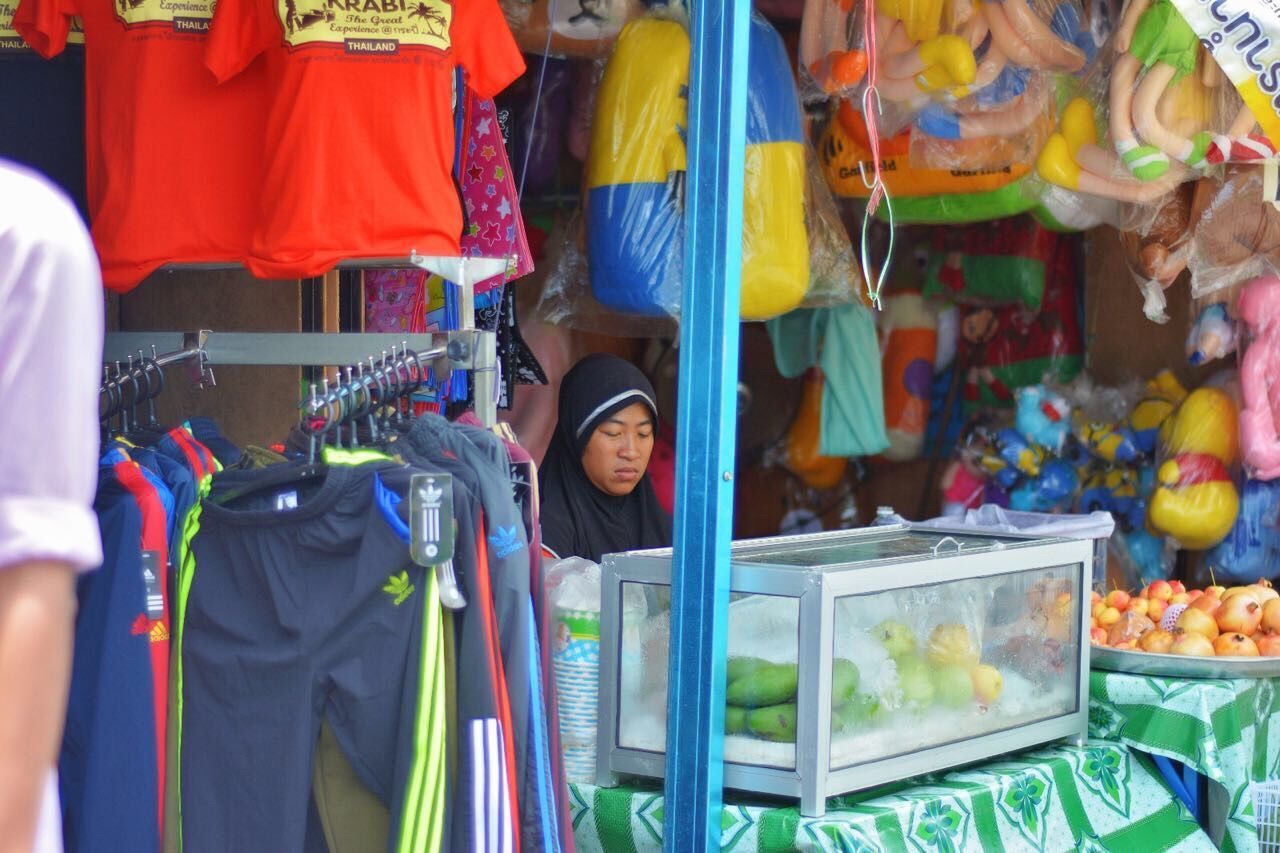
539;354;672;563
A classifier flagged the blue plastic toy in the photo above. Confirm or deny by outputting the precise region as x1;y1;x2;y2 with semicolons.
1015;385;1071;453
1206;478;1280;583
1010;459;1079;512
1079;467;1146;531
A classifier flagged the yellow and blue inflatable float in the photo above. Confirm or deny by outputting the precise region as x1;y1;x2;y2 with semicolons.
586;12;809;319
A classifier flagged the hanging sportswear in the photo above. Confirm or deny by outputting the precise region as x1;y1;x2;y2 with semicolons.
178;461;445;852
13;0;267;291
203;0;524;278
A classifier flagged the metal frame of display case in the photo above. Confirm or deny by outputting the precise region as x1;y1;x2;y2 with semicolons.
597;525;1094;817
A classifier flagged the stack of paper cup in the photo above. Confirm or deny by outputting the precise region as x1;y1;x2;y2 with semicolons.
552;607;600;782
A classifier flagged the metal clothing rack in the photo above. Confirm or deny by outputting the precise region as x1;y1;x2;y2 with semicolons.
103;255;507;427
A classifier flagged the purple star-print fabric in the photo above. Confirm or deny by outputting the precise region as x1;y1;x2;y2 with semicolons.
364;86;533;333
459;90;533;296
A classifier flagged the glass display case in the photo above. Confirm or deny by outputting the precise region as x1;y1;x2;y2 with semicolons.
595;523;1093;817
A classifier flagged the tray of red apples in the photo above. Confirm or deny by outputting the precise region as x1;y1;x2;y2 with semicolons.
1089;579;1280;678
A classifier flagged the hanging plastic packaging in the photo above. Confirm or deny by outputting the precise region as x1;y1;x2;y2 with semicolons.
1237;275;1280;481
500;0;645;58
1118;181;1196;322
784;368;849;490
1205;476;1280;583
584;14;689;317
1147;385;1241;549
819;99;1031;200
798;0;868;102
1035;2;1260;208
584;11;811;320
921;214;1060;310
1187;166;1280;302
1184;295;1239;366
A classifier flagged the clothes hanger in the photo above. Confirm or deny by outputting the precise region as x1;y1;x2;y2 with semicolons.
140;355;165;429
100;365;121;444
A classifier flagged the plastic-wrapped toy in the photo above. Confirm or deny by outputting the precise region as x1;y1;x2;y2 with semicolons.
1188;167;1280;300
974;0;1087;74
1160;385;1240;467
993;426;1045;478
941;458;987;516
1206;477;1280;582
586;13;809;319
1015;385;1071;452
1079;467;1146;530
1113;526;1173;582
1149;452;1239;549
872;0;977;108
1108;0;1215;178
942;417;988;512
1147;386;1241;549
785;369;848;490
1010;458;1080;511
1073;413;1141;465
1237;275;1280;481
1185;301;1238;366
500;0;643;58
1128;370;1185;457
1118;182;1194;321
798;0;868;99
879;292;938;461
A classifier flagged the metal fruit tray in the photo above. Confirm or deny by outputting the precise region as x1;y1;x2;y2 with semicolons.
1091;645;1280;679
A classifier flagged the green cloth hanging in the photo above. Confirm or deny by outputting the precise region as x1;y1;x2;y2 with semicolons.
766;303;888;458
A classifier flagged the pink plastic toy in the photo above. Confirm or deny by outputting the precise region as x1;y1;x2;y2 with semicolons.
1237;275;1280;480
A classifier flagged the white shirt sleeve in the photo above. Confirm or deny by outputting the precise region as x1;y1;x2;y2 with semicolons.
0;162;104;573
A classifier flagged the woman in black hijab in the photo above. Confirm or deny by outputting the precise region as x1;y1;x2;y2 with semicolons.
539;354;672;562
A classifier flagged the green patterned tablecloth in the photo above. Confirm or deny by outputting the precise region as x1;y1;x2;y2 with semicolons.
1089;669;1280;853
570;740;1211;852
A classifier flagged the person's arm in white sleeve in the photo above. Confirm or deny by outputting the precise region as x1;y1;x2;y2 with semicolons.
0;161;104;853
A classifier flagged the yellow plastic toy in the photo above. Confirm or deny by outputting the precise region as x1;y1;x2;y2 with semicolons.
1128;370;1186;456
1146;385;1241;549
874;0;978;103
1148;453;1239;549
1159;386;1239;466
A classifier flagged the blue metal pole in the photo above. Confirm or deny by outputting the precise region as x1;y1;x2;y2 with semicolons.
664;0;751;848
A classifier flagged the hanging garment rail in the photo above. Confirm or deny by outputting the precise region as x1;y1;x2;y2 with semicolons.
102;330;498;426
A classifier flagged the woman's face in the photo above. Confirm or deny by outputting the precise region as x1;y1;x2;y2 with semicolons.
580;402;655;496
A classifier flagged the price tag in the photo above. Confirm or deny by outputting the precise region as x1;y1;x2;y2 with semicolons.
410;473;455;567
141;551;165;619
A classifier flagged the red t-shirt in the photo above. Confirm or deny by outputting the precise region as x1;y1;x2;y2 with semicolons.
204;0;524;279
14;0;267;291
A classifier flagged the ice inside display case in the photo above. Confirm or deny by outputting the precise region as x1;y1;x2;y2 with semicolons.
596;524;1094;817
826;567;1081;771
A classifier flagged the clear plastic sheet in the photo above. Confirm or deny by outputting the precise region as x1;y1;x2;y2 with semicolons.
1117;181;1195;322
536;209;678;337
1187;166;1280;303
798;0;868;103
801;143;863;308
